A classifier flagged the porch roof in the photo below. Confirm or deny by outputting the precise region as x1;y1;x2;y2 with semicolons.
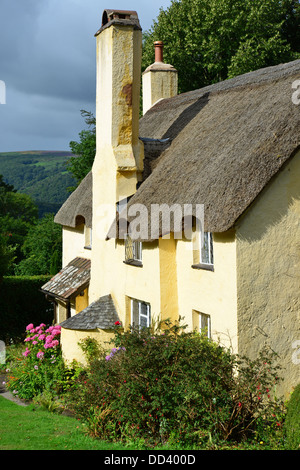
41;257;91;301
59;294;120;330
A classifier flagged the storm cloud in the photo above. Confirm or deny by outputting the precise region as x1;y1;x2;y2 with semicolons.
0;0;171;152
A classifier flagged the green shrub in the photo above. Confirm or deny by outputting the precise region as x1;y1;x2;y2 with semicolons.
66;320;284;448
284;384;300;450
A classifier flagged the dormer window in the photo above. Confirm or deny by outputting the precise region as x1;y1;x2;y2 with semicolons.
84;227;92;250
192;228;214;271
201;232;213;266
124;234;142;266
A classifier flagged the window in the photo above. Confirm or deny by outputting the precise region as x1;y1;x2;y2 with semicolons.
125;234;142;265
192;229;214;270
84;227;92;249
192;310;211;338
131;298;151;328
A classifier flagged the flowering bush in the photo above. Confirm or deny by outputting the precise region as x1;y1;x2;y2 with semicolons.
6;322;77;401
66;320;284;447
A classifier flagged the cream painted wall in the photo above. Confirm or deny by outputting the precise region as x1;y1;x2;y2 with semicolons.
176;230;238;352
61;328;113;365
236;150;300;397
110;240;161;329
62;224;92;267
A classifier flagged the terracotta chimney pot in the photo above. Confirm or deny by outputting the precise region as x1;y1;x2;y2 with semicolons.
154;41;164;63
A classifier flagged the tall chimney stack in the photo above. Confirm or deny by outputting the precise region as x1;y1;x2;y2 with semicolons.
93;9;143;181
142;41;178;115
90;9;144;301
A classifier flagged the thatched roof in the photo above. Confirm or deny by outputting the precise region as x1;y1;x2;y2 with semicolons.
54;171;92;228
112;59;300;239
56;59;300;237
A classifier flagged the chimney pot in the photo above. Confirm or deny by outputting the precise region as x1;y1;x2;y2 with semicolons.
100;9;140;30
154;41;164;63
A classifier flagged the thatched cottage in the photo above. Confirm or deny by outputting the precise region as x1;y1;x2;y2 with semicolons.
41;9;300;397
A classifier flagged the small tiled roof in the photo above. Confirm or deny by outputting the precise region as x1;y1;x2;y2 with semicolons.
41;257;91;300
60;294;120;330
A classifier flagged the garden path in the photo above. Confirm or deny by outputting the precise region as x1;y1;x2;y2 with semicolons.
0;374;28;406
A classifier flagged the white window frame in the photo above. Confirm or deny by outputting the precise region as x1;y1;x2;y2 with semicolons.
192;228;214;269
200;231;213;266
193;310;211;338
125;233;142;263
199;312;211;338
84;226;92;249
131;298;151;328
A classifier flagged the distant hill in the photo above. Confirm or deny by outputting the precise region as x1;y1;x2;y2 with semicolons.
0;151;76;217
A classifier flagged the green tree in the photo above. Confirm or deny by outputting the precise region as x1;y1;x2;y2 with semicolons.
15;213;62;276
142;0;300;93
0;233;16;280
67;110;96;187
0;175;39;270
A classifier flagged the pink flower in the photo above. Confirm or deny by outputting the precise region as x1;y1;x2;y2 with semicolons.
32;341;38;345
22;348;31;357
38;334;46;341
26;323;34;331
52;329;61;337
24;337;31;342
37;351;44;359
45;335;54;343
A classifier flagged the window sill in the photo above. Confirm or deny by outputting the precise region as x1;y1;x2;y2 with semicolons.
84;245;92;250
123;259;143;267
192;263;214;272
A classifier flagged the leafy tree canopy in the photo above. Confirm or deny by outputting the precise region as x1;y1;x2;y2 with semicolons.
67;110;96;187
0;233;16;279
15;213;62;276
0;175;39;271
142;0;300;93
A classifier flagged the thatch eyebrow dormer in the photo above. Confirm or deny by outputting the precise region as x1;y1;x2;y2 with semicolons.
54;171;92;229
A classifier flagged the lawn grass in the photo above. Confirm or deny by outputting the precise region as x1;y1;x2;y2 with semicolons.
0;396;131;451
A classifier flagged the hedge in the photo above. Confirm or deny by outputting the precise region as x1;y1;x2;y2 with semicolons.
284;384;300;450
0;276;54;343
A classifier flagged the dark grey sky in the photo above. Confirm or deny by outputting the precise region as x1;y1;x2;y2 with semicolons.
0;0;171;152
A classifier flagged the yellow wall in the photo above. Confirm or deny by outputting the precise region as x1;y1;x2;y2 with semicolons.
159;234;179;324
75;287;89;314
61;328;113;365
111;239;161;329
236;150;300;397
142;68;178;115
176;230;238;351
62;224;92;267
